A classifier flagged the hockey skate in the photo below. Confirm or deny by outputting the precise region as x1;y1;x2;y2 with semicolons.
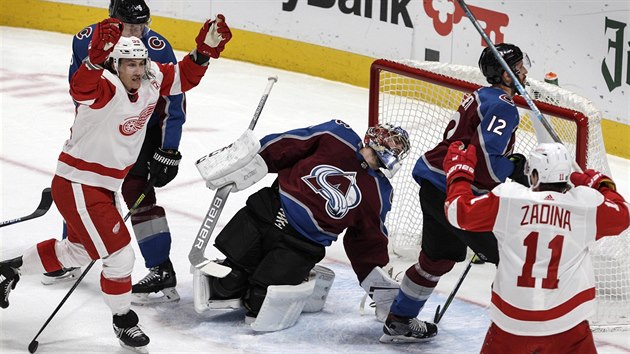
132;259;179;305
113;310;150;353
41;267;81;285
0;258;21;309
379;314;438;343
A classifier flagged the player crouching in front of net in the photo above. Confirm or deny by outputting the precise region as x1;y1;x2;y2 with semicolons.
192;119;411;331
0;15;231;353
443;141;629;353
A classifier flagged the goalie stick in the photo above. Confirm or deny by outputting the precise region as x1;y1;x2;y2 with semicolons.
0;188;53;228
188;76;278;278
28;179;155;354
456;0;581;174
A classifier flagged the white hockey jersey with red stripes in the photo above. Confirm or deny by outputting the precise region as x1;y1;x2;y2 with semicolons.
445;181;629;336
57;56;206;191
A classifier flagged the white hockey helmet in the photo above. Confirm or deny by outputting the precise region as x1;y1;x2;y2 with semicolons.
524;143;572;188
108;36;149;74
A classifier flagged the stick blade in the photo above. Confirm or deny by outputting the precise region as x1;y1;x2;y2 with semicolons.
35;188;53;216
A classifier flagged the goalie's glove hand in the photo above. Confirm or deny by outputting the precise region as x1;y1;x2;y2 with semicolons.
508;153;529;187
149;148;182;188
443;141;477;186
88;18;122;68
570;169;616;191
195;14;232;59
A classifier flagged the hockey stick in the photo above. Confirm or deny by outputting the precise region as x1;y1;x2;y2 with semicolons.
433;253;478;324
455;0;582;172
0;188;53;228
27;179;155;354
188;76;278;278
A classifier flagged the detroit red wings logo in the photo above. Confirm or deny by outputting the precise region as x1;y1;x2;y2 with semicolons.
119;104;156;136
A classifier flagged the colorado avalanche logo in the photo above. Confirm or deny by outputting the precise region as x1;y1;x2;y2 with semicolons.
75;26;93;40
302;165;362;219
119;104;156;136
148;36;166;51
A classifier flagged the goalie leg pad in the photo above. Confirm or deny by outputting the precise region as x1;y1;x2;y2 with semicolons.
248;275;317;332
192;266;245;314
303;265;335;313
360;266;400;322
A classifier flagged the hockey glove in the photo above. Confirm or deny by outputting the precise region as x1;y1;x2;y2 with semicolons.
195;14;232;59
443;141;477;186
149;148;182;188
88;18;123;68
508;153;529;187
570;169;616;191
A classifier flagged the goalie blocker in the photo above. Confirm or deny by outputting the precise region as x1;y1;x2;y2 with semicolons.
193;264;335;332
196;129;268;192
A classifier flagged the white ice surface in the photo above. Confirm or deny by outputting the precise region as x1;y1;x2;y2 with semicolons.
0;26;629;353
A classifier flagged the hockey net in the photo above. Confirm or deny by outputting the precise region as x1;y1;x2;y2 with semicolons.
369;59;630;331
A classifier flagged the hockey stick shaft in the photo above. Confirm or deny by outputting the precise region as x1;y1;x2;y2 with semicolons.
28;179;155;352
188;76;278;277
433;253;476;324
0;188;53;228
456;0;582;172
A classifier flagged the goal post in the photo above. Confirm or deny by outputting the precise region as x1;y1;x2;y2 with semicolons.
369;58;629;330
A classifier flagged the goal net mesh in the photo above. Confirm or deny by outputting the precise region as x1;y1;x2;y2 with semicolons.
369;59;630;330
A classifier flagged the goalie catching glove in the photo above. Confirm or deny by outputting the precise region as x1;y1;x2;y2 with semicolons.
196;129;268;192
360;266;400;322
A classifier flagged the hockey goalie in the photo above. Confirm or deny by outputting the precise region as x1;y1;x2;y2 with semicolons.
191;119;411;331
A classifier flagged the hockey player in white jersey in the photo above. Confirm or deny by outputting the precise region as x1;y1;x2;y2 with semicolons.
443;141;629;354
0;15;231;353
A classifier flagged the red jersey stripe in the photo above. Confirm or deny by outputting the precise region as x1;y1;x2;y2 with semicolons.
59;152;133;179
492;287;596;321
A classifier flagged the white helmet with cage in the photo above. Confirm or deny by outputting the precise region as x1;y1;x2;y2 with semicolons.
364;123;411;177
524;142;573;188
108;36;150;76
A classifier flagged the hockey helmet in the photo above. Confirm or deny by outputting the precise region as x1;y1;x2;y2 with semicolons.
364;123;411;177
524;143;573;188
109;0;150;24
478;43;530;85
108;36;150;75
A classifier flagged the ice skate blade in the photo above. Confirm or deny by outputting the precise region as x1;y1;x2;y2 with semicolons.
379;334;435;344
131;287;180;305
40;268;81;286
119;340;149;353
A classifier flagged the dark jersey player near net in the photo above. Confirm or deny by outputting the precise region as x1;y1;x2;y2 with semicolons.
380;43;532;343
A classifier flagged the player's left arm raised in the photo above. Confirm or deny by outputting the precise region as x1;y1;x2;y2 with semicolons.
443;141;500;232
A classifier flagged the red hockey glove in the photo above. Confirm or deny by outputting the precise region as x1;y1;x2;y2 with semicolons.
443;141;477;186
195;14;232;59
570;169;616;191
88;18;123;67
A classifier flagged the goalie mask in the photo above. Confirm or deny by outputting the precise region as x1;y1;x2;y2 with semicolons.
107;36;151;78
479;43;531;86
364;123;411;177
524;143;572;189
